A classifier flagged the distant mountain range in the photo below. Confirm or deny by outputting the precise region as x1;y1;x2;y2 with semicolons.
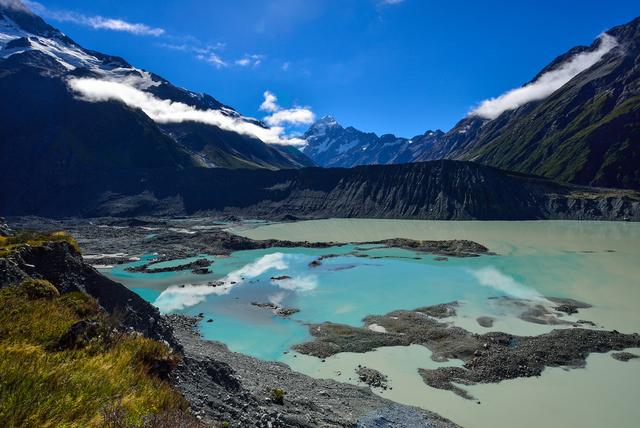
0;1;314;172
302;116;444;168
0;2;638;220
303;17;640;190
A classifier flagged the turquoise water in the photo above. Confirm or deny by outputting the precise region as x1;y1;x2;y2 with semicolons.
99;220;640;428
104;241;595;361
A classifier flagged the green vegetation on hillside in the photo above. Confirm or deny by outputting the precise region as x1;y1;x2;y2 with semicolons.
0;230;81;257
0;278;190;427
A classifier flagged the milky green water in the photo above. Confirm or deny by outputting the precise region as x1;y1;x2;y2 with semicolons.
103;220;640;428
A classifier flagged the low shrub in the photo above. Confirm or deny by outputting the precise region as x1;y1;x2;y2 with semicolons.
19;278;60;299
270;388;285;405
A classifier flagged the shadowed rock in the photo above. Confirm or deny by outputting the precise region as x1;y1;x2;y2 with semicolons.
611;352;639;362
476;316;495;328
356;366;389;390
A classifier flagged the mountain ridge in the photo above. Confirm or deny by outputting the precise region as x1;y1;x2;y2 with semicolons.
302;115;444;168
2;158;638;221
303;16;640;190
0;1;314;171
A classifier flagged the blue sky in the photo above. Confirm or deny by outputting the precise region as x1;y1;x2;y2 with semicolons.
24;0;639;137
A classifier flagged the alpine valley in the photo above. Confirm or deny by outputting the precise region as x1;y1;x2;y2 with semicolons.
1;1;640;428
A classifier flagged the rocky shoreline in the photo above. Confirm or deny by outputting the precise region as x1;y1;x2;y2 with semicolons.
167;314;459;427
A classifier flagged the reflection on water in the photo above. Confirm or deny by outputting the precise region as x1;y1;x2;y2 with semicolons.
103;220;640;428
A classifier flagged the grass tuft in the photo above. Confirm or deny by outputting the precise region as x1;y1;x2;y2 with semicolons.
0;283;187;427
19;278;60;300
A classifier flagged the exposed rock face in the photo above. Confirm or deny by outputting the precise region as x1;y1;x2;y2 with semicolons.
446;17;640;190
3;160;639;220
301;115;444;168
365;239;490;257
611;352;639;362
0;2;312;178
0;217;11;236
419;329;640;399
0;226;461;427
476;316;495;328
301;18;640;191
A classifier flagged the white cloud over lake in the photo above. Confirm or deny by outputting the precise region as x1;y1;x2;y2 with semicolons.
153;253;317;312
470;266;549;302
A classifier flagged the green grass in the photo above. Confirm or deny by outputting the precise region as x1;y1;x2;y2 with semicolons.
0;280;187;427
0;230;81;257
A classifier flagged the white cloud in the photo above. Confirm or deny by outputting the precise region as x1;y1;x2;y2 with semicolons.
470;267;549;303
154;283;224;312
470;34;618;119
67;77;306;146
235;54;264;67
159;42;225;55
259;90;279;112
153;253;313;312
267;291;287;307
159;41;231;69
160;44;263;70
23;1;165;36
265;107;315;126
196;52;227;69
226;253;288;283
382;0;405;4
273;275;318;291
281;62;290;71
260;90;315;127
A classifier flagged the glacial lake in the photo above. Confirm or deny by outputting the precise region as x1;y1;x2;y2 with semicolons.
103;220;640;428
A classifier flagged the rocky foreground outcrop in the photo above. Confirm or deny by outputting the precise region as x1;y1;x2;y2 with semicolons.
0;239;176;346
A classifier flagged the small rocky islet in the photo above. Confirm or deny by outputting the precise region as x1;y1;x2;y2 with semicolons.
291;301;640;400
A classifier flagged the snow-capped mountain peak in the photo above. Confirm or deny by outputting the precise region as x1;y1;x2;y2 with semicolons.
301;117;447;168
0;0;315;170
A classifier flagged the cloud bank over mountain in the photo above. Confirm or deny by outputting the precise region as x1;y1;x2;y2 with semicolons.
470;34;618;119
68;77;306;146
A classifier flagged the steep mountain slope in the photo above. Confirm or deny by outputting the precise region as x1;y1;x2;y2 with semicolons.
415;16;640;190
0;1;311;172
302;116;443;168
